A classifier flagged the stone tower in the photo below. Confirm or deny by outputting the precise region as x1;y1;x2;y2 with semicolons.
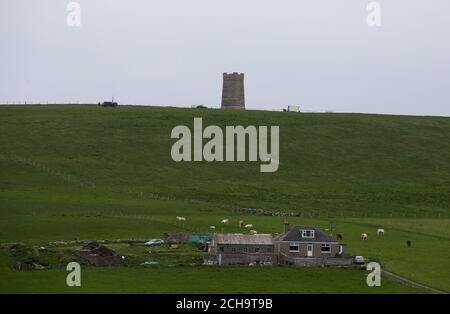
221;72;245;109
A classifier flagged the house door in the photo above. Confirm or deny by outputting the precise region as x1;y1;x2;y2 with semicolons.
307;244;313;257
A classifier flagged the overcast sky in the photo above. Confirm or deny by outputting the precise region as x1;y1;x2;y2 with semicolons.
0;0;449;116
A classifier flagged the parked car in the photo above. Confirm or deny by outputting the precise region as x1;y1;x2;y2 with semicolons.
353;256;365;264
144;239;165;246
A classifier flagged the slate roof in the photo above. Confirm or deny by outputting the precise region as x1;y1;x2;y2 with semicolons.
274;225;337;243
214;234;274;245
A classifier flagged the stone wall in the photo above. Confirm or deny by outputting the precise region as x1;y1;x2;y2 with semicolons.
279;254;352;267
276;241;344;258
206;252;278;266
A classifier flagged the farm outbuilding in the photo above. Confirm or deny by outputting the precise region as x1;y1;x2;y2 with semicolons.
76;242;124;267
287;105;300;112
164;232;212;244
189;233;212;244
164;232;190;244
207;233;277;266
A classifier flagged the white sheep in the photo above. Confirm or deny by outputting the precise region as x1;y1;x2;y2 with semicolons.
176;216;186;221
377;229;385;236
244;224;253;229
221;219;229;225
361;233;368;240
249;230;258;235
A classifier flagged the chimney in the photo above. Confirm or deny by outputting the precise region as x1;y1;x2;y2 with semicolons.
283;221;290;234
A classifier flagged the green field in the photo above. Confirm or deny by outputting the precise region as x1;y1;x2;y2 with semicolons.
0;250;419;294
0;105;449;293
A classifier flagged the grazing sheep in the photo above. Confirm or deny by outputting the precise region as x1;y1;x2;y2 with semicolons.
361;233;368;240
209;226;216;230
244;224;253;229
176;216;186;221
221;219;229;225
377;229;385;236
249;230;257;235
239;220;245;228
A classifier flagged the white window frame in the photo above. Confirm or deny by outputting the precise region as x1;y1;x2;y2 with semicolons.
321;243;331;253
301;230;315;238
289;243;299;252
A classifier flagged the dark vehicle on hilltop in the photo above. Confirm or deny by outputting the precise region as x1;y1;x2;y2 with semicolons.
98;101;118;107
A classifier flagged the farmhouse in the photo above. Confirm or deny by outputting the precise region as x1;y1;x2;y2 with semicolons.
206;223;351;267
208;233;277;266
275;223;350;266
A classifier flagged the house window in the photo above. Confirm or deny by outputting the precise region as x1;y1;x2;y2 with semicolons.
243;247;248;253
301;230;315;238
219;246;224;252
231;247;237;253
321;243;331;253
254;247;260;253
289;243;299;252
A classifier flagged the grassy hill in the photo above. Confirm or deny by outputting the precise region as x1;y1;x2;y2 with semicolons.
0;104;449;293
1;104;449;217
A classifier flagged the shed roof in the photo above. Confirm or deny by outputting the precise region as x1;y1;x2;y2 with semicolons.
214;233;274;245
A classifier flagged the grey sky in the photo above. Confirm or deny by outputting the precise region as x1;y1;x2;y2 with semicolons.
0;0;449;116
